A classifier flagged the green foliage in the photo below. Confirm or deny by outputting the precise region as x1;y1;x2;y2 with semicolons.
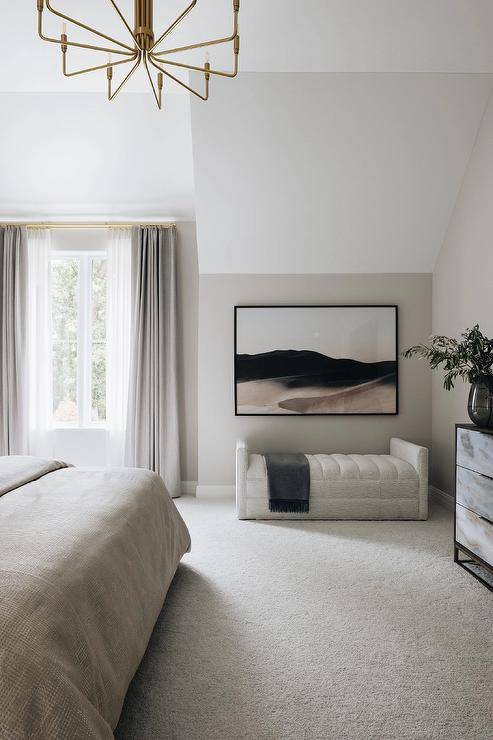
51;257;107;423
91;259;107;421
403;325;493;391
52;259;79;421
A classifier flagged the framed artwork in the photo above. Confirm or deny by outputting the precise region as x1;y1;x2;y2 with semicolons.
234;305;398;416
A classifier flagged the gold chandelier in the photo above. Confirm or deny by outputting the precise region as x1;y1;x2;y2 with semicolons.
37;0;240;109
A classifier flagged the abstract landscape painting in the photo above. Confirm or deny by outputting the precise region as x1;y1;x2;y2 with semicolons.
235;306;398;415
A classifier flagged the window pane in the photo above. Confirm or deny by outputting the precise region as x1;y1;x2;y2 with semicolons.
52;259;79;423
91;258;107;422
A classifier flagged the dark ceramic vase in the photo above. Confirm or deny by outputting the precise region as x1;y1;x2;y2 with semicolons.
468;375;493;428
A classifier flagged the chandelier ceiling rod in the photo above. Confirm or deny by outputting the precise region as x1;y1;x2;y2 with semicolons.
37;0;240;109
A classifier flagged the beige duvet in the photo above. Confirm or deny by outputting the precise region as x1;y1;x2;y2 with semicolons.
0;456;191;740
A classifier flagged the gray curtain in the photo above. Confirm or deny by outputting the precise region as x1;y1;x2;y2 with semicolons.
124;226;181;498
0;227;28;455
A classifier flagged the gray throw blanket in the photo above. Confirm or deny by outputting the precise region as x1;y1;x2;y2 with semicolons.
264;453;310;513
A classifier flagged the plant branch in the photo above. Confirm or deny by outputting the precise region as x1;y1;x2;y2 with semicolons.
403;325;493;390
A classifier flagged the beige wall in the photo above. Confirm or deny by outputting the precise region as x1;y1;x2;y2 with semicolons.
198;274;432;485
432;92;493;495
177;222;199;482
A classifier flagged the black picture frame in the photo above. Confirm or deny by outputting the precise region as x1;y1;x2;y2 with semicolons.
234;304;399;417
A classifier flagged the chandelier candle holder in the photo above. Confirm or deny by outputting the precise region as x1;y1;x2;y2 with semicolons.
37;0;240;109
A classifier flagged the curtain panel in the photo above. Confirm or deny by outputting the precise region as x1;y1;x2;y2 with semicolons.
27;228;53;457
106;228;132;467
0;226;28;455
124;226;181;498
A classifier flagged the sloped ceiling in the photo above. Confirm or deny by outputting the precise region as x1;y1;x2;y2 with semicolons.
191;72;493;273
239;0;493;74
1;2;493;272
2;0;493;92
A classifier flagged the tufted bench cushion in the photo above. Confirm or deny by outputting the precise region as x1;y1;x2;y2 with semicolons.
237;439;428;521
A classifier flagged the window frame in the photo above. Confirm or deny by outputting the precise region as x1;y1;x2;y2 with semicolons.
51;249;107;430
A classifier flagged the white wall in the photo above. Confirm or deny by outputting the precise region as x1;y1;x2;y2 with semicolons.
52;428;107;467
190;71;493;485
191;72;492;274
432;91;493;496
0;93;195;220
198;273;432;485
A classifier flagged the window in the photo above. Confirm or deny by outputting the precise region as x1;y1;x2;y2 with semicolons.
51;251;107;426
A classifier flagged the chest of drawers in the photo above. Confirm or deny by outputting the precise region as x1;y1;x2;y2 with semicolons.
455;424;493;590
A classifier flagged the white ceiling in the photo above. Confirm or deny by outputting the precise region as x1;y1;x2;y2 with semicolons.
192;72;493;273
241;0;493;74
1;1;493;94
1;2;493;273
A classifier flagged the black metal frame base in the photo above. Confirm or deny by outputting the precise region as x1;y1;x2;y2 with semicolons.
454;543;493;592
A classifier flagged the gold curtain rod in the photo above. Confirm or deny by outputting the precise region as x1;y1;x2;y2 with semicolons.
0;222;176;230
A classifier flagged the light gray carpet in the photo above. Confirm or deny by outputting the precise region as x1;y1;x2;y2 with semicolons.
115;497;492;740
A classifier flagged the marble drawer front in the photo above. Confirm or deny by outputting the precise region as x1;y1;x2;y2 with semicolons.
456;466;493;521
457;427;493;479
456;503;493;567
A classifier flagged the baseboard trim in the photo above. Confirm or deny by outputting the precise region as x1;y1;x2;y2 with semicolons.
196;485;236;499
181;481;198;496
429;485;454;511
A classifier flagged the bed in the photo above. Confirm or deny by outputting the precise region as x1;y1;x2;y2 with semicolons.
0;456;191;740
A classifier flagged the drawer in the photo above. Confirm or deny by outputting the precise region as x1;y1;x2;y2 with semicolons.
457;427;493;479
456;503;493;567
456;466;493;521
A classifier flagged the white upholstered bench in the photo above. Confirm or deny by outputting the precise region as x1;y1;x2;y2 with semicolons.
236;438;428;521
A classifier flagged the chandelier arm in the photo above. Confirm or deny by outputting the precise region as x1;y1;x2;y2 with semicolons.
148;57;209;101
153;3;238;57
38;11;135;56
108;54;142;101
143;55;162;109
107;1;137;44
150;39;239;78
150;0;198;53
36;0;240;108
63;51;138;78
44;0;135;53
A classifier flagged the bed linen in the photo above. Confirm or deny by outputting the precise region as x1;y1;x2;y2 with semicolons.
0;456;191;740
